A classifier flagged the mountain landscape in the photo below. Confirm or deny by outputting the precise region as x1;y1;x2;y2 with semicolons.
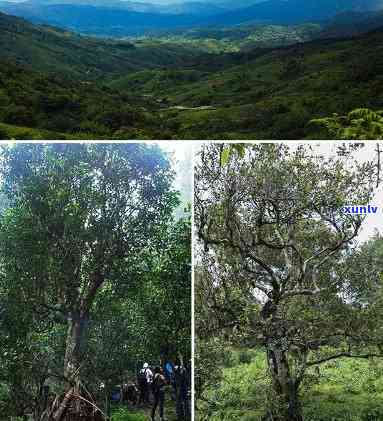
0;0;381;36
0;0;382;139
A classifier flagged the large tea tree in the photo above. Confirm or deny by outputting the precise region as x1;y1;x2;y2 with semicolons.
195;144;383;421
0;144;178;400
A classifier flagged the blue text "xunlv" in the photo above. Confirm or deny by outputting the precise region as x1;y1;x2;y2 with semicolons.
342;205;379;214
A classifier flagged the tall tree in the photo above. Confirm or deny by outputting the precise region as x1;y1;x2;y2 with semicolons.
195;144;383;420
0;143;178;419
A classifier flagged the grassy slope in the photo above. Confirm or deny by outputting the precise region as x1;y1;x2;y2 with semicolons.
198;349;383;421
0;122;68;140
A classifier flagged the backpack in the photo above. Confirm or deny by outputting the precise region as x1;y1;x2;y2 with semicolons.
138;368;147;385
152;373;165;393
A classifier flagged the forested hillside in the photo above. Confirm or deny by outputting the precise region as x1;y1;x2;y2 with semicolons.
0;10;383;139
141;28;383;139
0;12;204;77
320;10;383;38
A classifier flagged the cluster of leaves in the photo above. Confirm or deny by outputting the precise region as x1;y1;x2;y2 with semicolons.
310;108;383;140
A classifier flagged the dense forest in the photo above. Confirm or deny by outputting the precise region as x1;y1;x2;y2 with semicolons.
195;143;383;420
0;143;191;421
0;6;383;139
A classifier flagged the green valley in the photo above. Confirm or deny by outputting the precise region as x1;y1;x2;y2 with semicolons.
132;23;323;53
1;10;383;139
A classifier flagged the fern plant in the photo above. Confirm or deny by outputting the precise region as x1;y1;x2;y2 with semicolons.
310;108;383;140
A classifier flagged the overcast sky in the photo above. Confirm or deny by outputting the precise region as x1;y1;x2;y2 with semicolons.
160;141;193;209
308;142;383;244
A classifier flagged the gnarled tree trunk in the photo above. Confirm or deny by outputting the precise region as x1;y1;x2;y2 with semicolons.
266;344;303;421
64;310;89;385
261;299;303;421
46;310;102;421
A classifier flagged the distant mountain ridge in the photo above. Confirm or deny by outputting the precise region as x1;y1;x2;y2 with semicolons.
320;10;383;38
11;0;227;15
0;11;203;76
207;0;382;26
0;0;382;36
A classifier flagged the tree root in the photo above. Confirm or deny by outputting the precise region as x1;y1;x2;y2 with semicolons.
44;388;105;421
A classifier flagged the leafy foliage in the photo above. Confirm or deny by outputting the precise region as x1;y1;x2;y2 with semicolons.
310;108;383;140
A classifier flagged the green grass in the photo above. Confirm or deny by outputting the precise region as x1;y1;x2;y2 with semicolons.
111;387;179;421
112;408;148;421
198;349;383;421
304;359;383;421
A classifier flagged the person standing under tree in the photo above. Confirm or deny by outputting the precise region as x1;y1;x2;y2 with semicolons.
174;359;190;420
151;366;167;421
165;360;176;400
138;362;153;405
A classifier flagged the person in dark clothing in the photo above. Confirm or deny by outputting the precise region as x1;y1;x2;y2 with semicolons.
138;363;153;405
151;366;167;421
174;360;190;420
122;382;139;406
165;360;176;400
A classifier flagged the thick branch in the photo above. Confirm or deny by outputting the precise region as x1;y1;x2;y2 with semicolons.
307;352;383;367
81;271;104;313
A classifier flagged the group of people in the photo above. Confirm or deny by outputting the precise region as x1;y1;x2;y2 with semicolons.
136;359;191;421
